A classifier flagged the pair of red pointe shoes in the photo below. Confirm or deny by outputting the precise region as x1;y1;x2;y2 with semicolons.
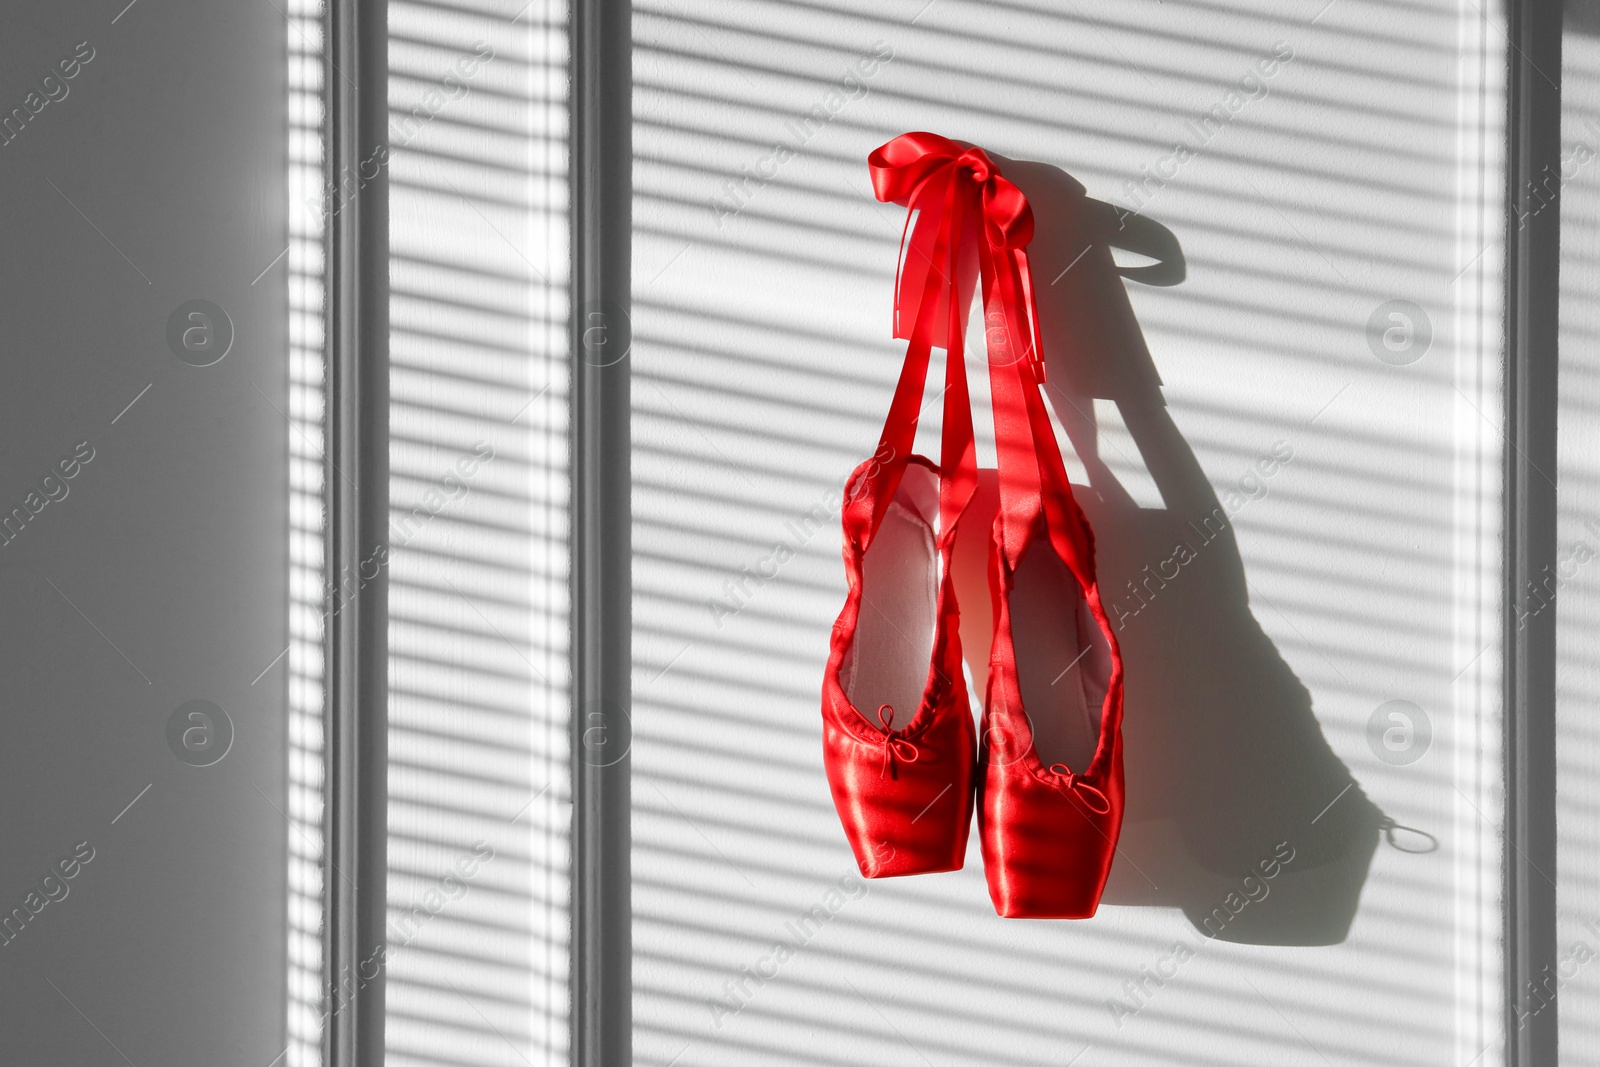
821;132;1126;919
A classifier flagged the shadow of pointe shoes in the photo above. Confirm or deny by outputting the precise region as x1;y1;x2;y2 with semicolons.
950;154;1410;945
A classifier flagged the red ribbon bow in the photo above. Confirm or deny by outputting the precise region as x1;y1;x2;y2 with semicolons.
868;131;1034;249
867;132;1042;377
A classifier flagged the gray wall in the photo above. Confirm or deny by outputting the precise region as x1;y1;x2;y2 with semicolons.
0;3;289;1064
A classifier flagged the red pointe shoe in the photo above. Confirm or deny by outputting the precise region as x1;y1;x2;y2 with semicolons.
975;229;1126;918
822;455;976;877
821;136;984;878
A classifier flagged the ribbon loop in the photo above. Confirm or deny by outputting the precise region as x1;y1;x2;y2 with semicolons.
1047;763;1111;814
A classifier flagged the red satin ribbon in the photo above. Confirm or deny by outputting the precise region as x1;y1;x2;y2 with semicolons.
853;132;1094;588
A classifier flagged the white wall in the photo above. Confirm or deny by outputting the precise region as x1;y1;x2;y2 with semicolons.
383;1;571;1065
632;1;1506;1064
1560;2;1600;1061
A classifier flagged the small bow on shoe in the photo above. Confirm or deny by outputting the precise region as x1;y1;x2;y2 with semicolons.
877;704;920;780
1048;763;1111;814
